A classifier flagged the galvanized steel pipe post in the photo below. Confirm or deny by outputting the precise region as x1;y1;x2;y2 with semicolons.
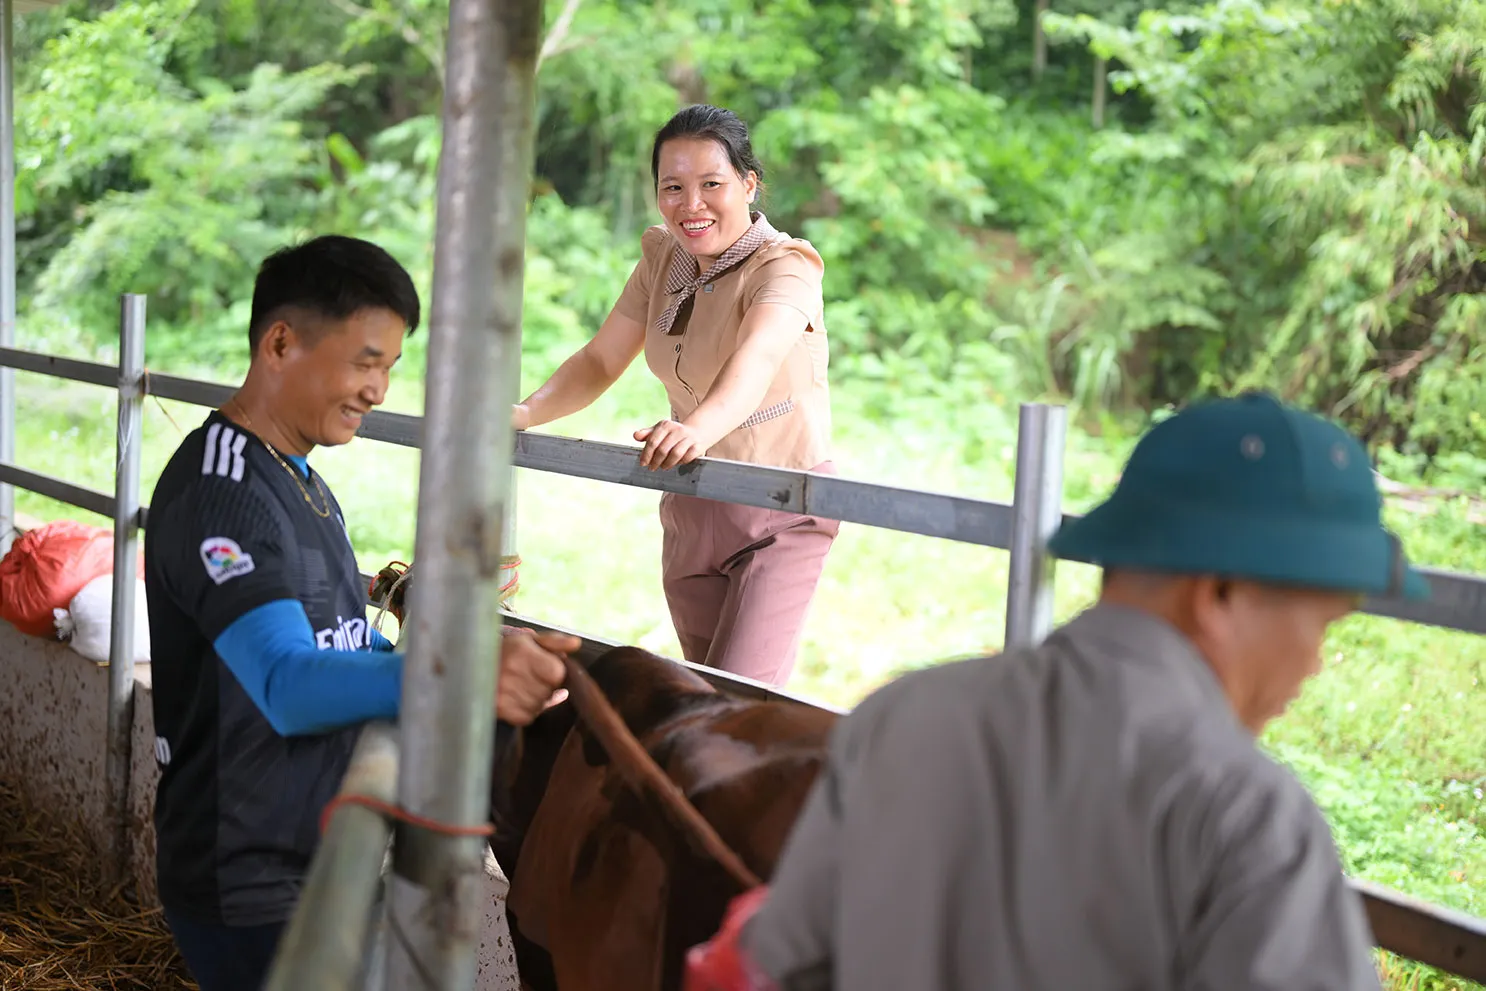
382;0;544;986
1004;403;1068;649
0;0;16;555
103;293;146;885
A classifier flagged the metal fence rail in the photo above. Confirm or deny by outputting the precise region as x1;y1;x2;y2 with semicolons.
0;345;1024;549
0;460;116;518
6;341;1486;635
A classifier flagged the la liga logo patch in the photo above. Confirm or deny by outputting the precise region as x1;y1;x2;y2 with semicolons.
200;537;256;585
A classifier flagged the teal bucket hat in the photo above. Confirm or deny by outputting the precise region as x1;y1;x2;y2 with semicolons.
1048;392;1430;601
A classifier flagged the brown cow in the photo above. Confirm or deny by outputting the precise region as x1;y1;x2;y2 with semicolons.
488;645;838;991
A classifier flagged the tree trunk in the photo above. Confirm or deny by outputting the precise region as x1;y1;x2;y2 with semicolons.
1092;55;1107;128
1032;0;1049;79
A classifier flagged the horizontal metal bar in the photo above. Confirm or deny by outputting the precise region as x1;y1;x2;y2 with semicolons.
7;344;1486;631
0;461;116;518
356;407;423;448
1052;507;1486;638
1361;566;1486;635
360;422;1017;547
0;461;151;528
0;345;114;386
1354;878;1486;981
514;432;1017;549
0;344;238;413
0;346;245;420
142;368;233;409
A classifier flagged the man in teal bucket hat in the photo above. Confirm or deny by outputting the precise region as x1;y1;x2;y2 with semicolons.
1051;390;1430;607
693;392;1425;991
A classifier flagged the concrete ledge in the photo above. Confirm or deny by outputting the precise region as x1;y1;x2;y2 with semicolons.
0;630;116;857
0;621;521;989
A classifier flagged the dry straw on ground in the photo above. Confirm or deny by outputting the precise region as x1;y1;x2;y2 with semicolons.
0;779;197;990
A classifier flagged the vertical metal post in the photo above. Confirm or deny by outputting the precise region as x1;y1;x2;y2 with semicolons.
0;0;16;556
1005;402;1067;650
383;0;543;987
104;293;146;886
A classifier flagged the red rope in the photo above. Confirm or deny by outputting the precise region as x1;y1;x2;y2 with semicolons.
318;792;495;838
498;555;521;600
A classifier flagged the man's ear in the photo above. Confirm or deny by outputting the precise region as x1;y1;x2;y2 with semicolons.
1185;574;1232;640
259;320;297;368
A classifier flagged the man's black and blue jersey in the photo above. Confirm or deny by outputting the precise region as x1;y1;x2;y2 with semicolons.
144;410;400;925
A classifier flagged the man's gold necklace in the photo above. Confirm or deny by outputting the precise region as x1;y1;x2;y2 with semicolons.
229;402;332;518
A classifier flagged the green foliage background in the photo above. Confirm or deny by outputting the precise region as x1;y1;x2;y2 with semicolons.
7;1;1485;987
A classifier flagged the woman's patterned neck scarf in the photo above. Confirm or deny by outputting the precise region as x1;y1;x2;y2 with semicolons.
656;212;779;336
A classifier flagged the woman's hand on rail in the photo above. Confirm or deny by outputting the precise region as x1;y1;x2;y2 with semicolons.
512;403;531;431
635;419;712;471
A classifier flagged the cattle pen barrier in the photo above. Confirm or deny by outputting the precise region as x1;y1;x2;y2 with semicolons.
6;309;1486;987
3;0;1486;987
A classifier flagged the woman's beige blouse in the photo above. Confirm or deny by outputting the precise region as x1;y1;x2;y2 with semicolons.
613;224;833;470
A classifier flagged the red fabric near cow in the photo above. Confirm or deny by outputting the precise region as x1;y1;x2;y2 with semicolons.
683;887;777;991
489;646;837;991
0;520;136;638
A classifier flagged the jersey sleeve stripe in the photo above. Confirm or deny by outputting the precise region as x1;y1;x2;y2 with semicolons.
202;422;222;475
215;427;235;478
230;432;248;482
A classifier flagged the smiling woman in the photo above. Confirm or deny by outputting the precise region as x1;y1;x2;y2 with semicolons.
513;104;839;688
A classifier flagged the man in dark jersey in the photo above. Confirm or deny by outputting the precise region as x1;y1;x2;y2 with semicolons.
144;234;574;991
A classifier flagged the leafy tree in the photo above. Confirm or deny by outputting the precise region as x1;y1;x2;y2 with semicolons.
1044;0;1485;457
15;0;361;350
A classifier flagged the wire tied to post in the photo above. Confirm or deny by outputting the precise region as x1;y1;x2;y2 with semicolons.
318;792;495;838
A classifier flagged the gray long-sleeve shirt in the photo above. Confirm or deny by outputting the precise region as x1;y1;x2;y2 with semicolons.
743;603;1381;991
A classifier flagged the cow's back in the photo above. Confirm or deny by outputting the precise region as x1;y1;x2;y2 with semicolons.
502;646;837;991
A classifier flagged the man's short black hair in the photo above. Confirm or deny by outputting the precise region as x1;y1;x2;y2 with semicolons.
248;235;422;353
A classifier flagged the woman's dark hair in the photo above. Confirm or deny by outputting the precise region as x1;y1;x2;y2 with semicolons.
650;104;765;190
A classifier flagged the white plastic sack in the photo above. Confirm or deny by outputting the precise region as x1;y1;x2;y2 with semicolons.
52;573;151;665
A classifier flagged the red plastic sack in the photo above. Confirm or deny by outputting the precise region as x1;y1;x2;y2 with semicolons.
684;886;778;991
0;520;139;638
